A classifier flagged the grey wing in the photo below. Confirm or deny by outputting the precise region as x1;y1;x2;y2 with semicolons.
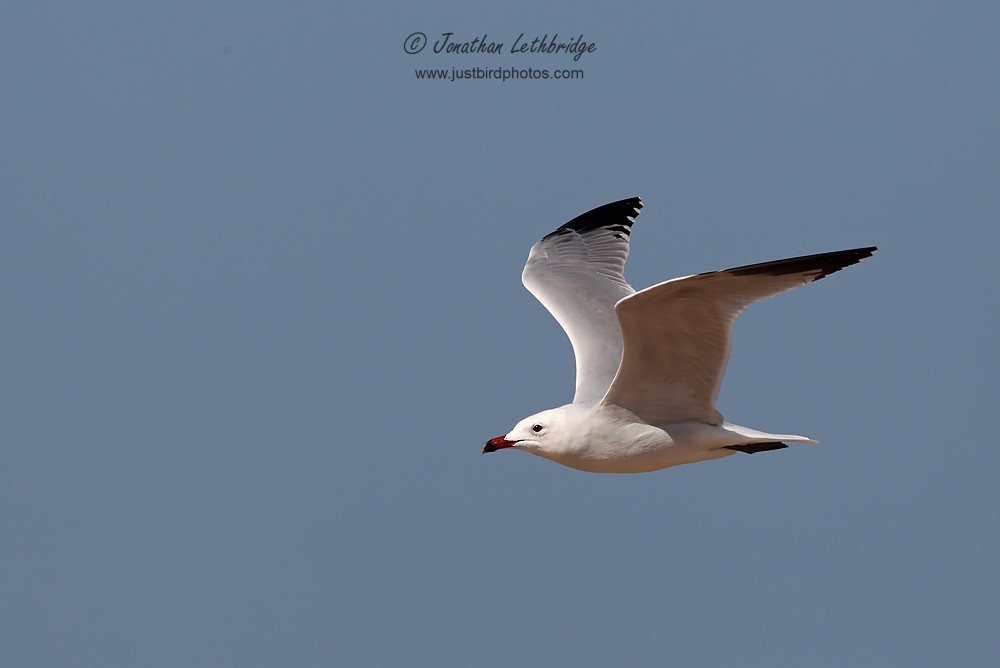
521;197;644;403
603;247;877;423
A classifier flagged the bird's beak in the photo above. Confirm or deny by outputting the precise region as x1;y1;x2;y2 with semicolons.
483;436;516;454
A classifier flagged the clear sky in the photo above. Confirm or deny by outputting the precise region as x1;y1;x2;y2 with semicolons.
2;1;998;666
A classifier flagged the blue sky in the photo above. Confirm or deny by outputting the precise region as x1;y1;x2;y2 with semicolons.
2;1;998;666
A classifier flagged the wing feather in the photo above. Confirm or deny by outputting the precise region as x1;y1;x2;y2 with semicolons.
603;247;877;423
521;197;644;403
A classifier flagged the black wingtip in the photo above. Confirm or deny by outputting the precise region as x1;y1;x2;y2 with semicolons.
726;246;877;282
725;442;790;455
543;197;644;240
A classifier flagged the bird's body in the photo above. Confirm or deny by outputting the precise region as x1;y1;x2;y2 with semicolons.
490;402;812;473
483;197;875;474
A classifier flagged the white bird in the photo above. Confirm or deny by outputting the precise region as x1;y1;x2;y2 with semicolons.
483;197;876;473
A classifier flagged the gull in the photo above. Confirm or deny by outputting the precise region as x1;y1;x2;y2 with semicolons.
483;197;876;473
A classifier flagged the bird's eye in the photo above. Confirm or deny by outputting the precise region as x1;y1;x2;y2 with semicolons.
531;424;543;433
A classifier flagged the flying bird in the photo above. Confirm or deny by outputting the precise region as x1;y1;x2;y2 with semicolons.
483;197;876;473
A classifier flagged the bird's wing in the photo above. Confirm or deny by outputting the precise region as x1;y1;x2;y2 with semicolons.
521;197;644;403
603;247;877;423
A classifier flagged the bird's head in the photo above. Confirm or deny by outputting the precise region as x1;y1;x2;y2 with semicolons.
483;407;572;458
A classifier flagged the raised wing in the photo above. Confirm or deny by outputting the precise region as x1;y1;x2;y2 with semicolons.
522;197;644;403
603;247;877;423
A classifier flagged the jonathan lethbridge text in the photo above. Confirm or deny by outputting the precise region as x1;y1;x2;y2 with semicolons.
425;32;596;61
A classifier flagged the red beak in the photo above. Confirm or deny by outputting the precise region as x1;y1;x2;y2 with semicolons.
483;436;516;454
